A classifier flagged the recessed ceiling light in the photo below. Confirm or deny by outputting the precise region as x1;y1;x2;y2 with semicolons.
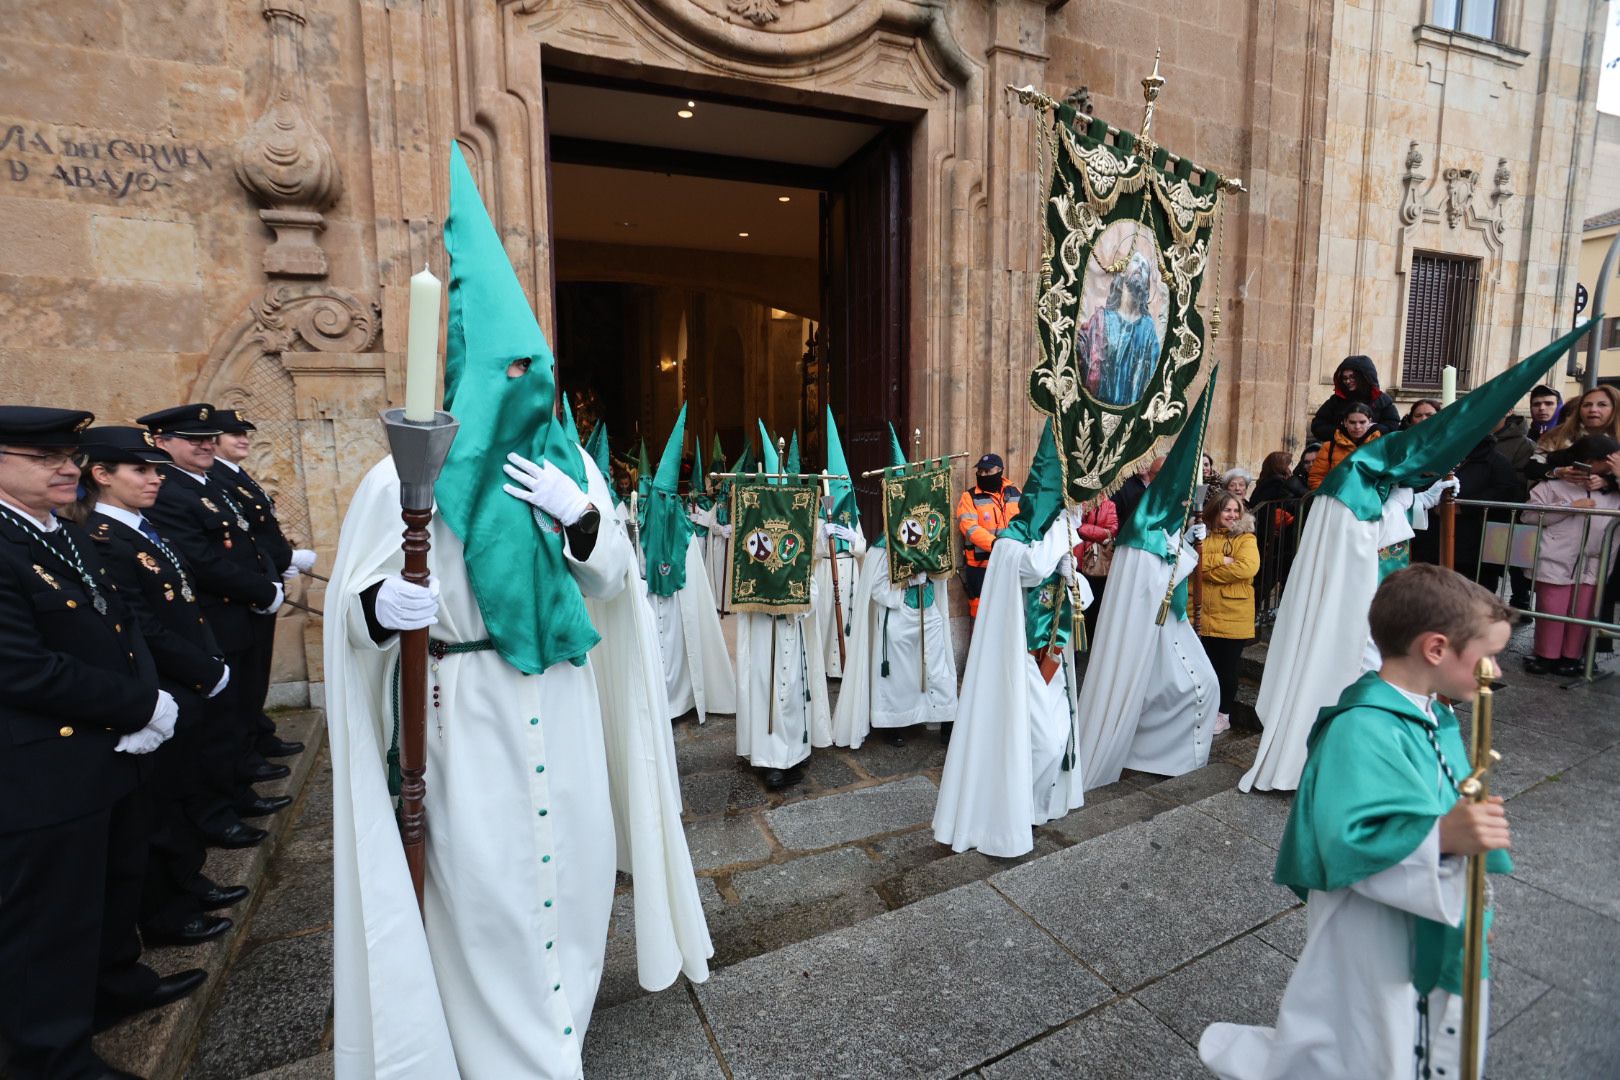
777;195;791;203
686;100;696;108
618;221;636;227
737;231;750;238
677;109;694;119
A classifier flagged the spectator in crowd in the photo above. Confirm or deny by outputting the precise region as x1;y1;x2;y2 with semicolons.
1525;384;1620;484
1480;411;1539;610
1252;450;1305;599
1194;452;1221;508
1290;442;1321;489
1410;434;1524;579
1074;495;1119;645
1253;450;1306;504
1111;456;1162;527
1527;383;1563;441
1306;402;1382;490
1521;434;1620;675
955;453;1021;618
1221;467;1253;508
1309;355;1402;442
1197;492;1260;735
1400;397;1441;428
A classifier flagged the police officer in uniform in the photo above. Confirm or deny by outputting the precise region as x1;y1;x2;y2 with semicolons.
137;405;292;831
210;408;309;761
0;406;205;1080
79;427;251;943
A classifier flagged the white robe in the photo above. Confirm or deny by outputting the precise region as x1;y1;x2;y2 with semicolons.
689;505;732;614
734;581;832;770
1242;488;1436;793
1075;536;1216;789
812;530;866;679
932;519;1092;858
831;546;958;749
1199;825;1482;1079
648;538;736;724
325;452;711;1080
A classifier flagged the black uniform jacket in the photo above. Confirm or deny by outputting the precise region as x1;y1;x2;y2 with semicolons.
0;512;154;833
210;461;293;574
87;511;227;698
145;466;278;652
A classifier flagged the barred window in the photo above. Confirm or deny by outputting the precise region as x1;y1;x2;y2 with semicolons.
1401;251;1481;389
1431;0;1499;40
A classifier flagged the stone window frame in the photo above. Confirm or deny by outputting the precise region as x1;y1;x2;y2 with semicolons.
1414;0;1531;67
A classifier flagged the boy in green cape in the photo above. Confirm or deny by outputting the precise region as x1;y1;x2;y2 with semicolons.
1202;564;1513;1080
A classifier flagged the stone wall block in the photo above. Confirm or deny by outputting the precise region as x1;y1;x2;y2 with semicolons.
8;2;125;51
91;215;201;285
0;194;92;278
124;0;228;65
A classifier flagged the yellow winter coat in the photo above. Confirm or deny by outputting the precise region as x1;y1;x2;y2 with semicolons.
1197;525;1260;640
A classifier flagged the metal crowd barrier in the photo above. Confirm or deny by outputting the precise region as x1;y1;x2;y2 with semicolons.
1440;496;1620;685
1248;496;1307;642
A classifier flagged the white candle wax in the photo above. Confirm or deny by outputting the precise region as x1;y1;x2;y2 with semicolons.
1440;365;1457;407
404;265;442;422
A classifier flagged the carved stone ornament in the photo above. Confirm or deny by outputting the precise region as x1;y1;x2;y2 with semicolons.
727;0;802;26
1443;167;1478;230
234;0;345;278
248;283;381;356
1399;140;1426;227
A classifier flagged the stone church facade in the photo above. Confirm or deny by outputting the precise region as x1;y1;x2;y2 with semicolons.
0;0;1602;698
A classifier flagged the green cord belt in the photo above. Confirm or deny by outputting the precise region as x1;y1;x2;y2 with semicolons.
388;638;495;798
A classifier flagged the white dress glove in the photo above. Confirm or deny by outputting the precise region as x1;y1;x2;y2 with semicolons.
1438;476;1462;497
209;664;231;699
290;549;317;573
375;575;441;631
1185;522;1208;544
908;572;928;587
118;690;179;754
254;581;285;615
1057;552;1077;584
717;524;734;539
503;452;593;527
824;523;860;545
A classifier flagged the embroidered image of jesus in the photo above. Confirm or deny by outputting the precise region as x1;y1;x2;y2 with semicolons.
1076;223;1169;408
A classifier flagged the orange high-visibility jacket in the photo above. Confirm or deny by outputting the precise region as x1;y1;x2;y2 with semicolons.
956;485;1021;616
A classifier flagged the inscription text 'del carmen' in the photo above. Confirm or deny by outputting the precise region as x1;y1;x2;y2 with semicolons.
1;125;214;199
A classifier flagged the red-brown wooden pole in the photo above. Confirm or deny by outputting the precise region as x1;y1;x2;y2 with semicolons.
398;505;432;912
1439;482;1457;571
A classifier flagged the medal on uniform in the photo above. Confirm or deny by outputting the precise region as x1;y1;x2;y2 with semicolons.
182;583;195;602
164;585;176;602
92;592;108;615
236;514;251;530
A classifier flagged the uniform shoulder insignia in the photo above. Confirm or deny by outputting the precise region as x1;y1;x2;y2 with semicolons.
91;522;111;540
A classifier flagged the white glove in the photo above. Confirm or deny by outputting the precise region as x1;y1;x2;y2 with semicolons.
503;452;592;527
908;572;928;586
118;690;179;754
1057;553;1077;584
375;574;441;631
115;727;165;754
824;523;860;544
717;524;733;539
254;581;285;615
688;513;708;527
210;664;231;698
1185;522;1208;544
1438;476;1462;497
149;689;178;739
290;549;317;573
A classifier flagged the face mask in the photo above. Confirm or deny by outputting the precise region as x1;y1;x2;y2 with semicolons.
977;473;1003;493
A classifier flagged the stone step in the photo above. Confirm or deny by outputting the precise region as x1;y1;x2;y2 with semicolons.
93;709;328;1080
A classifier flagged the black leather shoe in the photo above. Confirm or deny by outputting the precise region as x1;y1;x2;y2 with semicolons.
1523;656;1556;675
1555;659;1587;677
938;722;953;745
197;883;250;911
235;794;293;818
203;822;267;849
884;730;907;747
243;762;290;783
143;914;232;948
258;736;305;758
95;969;207;1030
762;768;789;791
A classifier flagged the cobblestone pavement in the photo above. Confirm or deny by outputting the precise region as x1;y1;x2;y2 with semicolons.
161;624;1618;1078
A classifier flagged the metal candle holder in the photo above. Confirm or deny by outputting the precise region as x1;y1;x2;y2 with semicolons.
380;406;460;913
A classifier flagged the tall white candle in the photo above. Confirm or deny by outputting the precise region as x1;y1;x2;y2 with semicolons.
404;265;442;422
1440;365;1457;407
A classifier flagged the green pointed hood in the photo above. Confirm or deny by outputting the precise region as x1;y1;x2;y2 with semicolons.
711;433;724;468
1119;366;1217;553
644;404;692;596
1319;322;1598;520
757;420;781;482
584;421;621;509
636;438;653;501
888;422;908;469
787;430;801;477
824;407;859;534
1004;419;1065;544
690;427;709;500
715;438;754;527
560;393;580;445
436;142;595;675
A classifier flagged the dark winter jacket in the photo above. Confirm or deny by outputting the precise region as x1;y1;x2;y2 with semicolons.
1491;415;1537;475
1309;356;1403;442
1411;436;1525;570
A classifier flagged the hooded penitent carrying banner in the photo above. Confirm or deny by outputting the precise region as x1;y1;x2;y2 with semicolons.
822;408;859;547
1242;320;1598;794
1022;96;1230;504
728;423;817;615
880;455;954;584
1075;370;1219;789
645;405;692;596
689;430;711;539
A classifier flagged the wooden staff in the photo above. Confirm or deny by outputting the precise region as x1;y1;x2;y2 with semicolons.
1190;533;1205;633
1459;656;1502;1080
914;429;928;694
821;490;848;671
1439;476;1458;571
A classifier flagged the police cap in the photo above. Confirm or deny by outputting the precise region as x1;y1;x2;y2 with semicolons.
137;404;222;438
0;405;95;448
214;409;257;435
82;426;173;466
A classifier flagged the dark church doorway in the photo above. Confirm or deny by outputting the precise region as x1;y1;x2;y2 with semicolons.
543;72;910;522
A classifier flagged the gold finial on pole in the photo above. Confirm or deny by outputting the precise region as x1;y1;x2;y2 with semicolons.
777;436;787;480
1139;48;1166;148
1458;656;1502;1080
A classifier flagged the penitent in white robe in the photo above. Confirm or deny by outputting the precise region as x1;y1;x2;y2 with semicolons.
689;505;732;615
812;530;866;679
734;582;832;770
1199;824;1482;1079
325;452;711;1080
1241;488;1436;793
831;546;958;750
1075;537;1216;789
932;519;1091;858
648;539;736;724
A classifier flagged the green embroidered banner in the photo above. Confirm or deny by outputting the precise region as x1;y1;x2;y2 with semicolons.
728;481;818;615
881;463;955;585
1029;103;1227;504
